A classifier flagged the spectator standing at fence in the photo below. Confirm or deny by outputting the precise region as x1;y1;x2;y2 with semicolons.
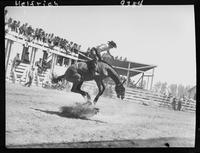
23;65;34;87
177;98;182;111
34;58;43;86
172;97;176;110
11;53;21;83
35;58;43;74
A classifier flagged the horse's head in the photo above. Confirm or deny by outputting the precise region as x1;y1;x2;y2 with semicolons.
115;80;126;100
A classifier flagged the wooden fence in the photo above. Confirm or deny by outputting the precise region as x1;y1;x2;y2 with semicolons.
6;65;196;112
6;63;50;86
82;81;196;112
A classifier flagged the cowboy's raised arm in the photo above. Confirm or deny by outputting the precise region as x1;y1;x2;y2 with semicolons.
96;44;107;52
96;44;105;48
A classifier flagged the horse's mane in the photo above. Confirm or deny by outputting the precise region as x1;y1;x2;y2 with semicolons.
99;60;120;78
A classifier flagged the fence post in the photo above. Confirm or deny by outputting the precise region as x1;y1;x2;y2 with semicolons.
141;73;144;88
5;40;13;75
150;68;155;90
126;62;131;87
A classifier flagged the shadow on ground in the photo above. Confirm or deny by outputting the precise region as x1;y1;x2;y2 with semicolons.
30;104;106;124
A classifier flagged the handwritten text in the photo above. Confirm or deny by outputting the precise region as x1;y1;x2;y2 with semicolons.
120;0;143;6
15;0;59;6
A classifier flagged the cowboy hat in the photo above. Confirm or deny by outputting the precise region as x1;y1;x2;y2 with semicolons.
108;41;117;48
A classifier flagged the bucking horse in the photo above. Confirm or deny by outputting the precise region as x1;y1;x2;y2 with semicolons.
52;60;126;105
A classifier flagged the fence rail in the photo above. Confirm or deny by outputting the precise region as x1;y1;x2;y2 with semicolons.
6;65;196;112
82;81;196;112
6;63;50;86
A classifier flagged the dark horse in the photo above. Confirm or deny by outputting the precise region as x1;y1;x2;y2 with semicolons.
52;60;126;105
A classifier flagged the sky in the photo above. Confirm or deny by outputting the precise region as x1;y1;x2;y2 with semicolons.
6;6;196;87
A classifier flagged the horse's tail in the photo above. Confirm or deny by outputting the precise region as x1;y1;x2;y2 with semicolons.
52;74;65;83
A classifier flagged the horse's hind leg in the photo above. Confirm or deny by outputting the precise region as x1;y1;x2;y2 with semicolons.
77;81;92;102
71;81;92;104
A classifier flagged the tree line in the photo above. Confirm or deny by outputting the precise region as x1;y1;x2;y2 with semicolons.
152;81;191;98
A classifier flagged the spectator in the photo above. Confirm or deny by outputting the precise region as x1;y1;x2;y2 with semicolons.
49;36;59;49
23;65;34;87
23;23;28;35
53;36;59;46
60;39;70;53
16;21;20;33
41;31;46;43
177;98;182;111
26;25;34;41
60;38;65;48
19;23;25;35
10;20;18;32
47;33;53;44
87;47;91;52
22;49;30;64
69;41;73;52
50;33;54;41
47;33;52;44
34;28;39;41
172;97;176;110
34;58;43;86
38;28;43;41
73;43;79;54
42;70;53;88
5;10;9;33
42;58;49;71
5;9;8;24
6;18;12;33
11;53;21;83
35;58;43;74
77;45;81;51
45;33;49;41
7;17;12;26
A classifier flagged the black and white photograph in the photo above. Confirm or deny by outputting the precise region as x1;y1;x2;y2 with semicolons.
4;3;197;148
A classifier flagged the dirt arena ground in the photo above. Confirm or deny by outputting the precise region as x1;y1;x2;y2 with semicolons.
6;82;196;148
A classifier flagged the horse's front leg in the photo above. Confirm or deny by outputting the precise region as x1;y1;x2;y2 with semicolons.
93;79;105;105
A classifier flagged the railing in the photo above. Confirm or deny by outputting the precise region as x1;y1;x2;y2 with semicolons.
6;63;50;86
82;81;196;112
5;31;79;60
6;67;196;112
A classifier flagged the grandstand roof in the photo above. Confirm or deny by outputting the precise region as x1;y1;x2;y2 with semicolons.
104;58;156;77
78;53;156;78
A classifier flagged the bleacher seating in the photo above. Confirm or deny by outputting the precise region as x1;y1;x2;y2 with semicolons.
7;63;50;86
